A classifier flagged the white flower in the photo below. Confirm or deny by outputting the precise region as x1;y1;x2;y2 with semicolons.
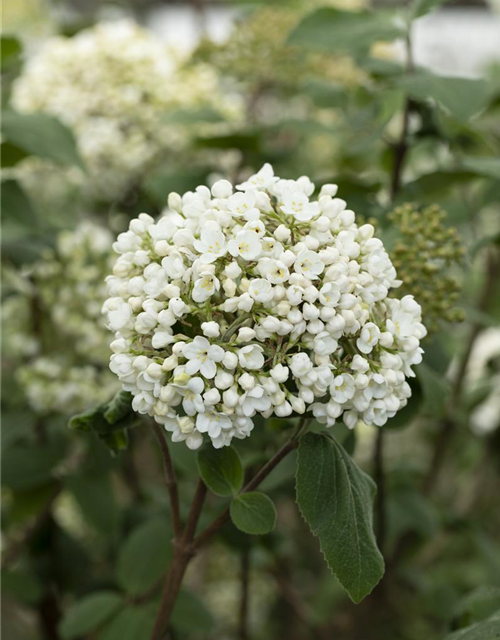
294;250;324;280
183;337;225;379
197;411;232;439
330;374;356;404
281;191;320;222
194;226;227;263
228;230;262;261
227;191;260;220
104;165;426;449
192;274;220;303
289;353;313;378
238;345;265;370
248;278;273;302
237;163;278;191
357;322;381;354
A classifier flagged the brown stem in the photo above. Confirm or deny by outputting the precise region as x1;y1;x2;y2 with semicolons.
150;480;207;640
152;422;182;540
150;419;310;639
238;548;251;640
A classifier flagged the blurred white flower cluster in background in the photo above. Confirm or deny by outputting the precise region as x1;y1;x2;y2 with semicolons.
12;19;241;200
103;164;427;449
5;222;120;414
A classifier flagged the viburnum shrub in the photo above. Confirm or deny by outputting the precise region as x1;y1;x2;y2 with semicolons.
98;164;427;637
103;163;426;448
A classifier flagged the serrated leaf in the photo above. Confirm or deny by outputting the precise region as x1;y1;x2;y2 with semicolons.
230;492;277;535
197;445;243;497
443;609;500;640
296;433;384;603
397;72;490;122
1;110;84;168
59;591;123;639
116;518;172;596
288;8;403;56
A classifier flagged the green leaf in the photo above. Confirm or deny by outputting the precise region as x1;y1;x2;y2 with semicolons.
1;35;22;71
197;445;243;497
1;569;42;605
397;72;490;122
1;141;28;167
59;591;123;640
1;110;84;168
416;363;449;416
103;391;134;425
98;605;156;640
230;492;277;535
69;399;140;455
288;8;403;56
66;474;119;534
409;0;449;20
171;590;215;634
116;518;172;596
443;609;500;640
452;587;500;630
296;433;384;603
1;444;60;490
1;179;37;228
459;156;500;180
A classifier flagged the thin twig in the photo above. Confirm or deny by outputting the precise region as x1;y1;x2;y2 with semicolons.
150;480;208;640
152;422;182;540
150;418;311;639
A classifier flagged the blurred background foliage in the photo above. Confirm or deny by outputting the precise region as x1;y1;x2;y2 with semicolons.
2;0;500;639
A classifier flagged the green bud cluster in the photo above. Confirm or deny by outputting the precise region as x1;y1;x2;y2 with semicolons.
388;203;465;333
196;6;366;90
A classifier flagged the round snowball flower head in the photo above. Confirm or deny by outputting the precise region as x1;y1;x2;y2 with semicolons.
12;19;239;200
103;164;427;450
10;221;120;415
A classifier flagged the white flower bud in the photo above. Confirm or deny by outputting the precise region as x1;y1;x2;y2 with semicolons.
270;364;289;383
201;321;220;338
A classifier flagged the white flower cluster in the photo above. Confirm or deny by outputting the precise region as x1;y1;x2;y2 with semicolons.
17;358;115;416
13;222;119;415
12;20;239;199
103;164;427;450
